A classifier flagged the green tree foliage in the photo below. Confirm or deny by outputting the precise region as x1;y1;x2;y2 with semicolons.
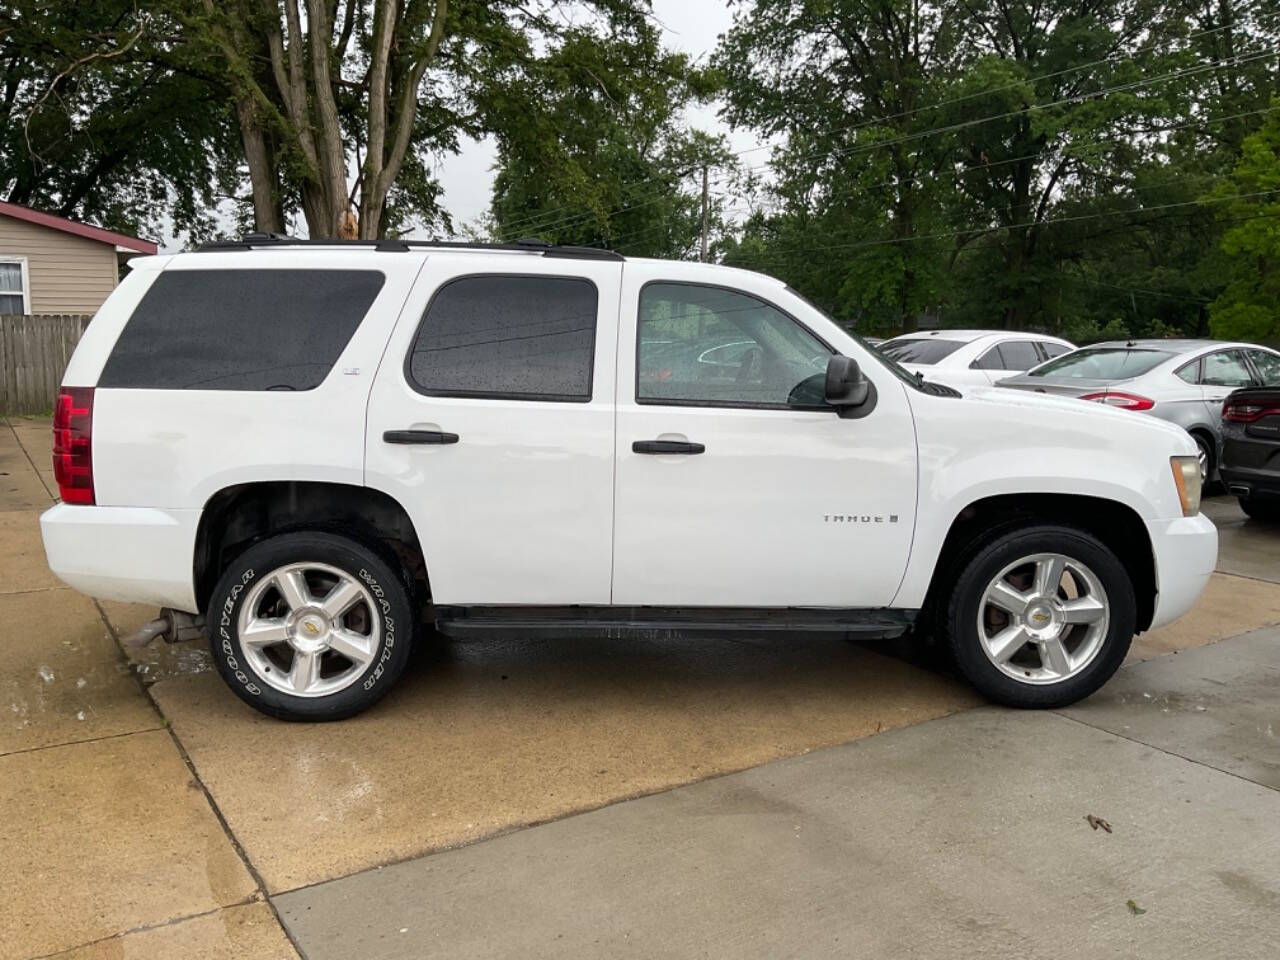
484;12;728;258
712;0;1280;339
1209;99;1280;341
0;1;242;241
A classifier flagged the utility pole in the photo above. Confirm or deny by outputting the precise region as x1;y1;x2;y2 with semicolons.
699;165;709;262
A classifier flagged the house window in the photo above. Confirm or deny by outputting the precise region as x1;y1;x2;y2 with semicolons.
0;259;29;314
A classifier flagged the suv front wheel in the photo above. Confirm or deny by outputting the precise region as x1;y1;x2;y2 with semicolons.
944;525;1135;708
208;531;415;721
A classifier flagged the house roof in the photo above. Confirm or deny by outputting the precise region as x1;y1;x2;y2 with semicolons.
0;200;158;254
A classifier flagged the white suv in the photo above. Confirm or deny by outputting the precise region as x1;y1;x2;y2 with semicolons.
41;237;1217;721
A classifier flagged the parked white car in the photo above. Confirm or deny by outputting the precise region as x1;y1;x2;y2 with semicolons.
880;329;1075;388
42;238;1215;720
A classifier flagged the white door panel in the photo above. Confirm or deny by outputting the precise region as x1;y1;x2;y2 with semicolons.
365;255;621;605
611;264;918;608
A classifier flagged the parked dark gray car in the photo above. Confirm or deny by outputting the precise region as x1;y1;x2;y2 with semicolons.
998;339;1280;480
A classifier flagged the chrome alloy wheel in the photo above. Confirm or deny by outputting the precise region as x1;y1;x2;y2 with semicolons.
236;562;381;697
977;553;1110;685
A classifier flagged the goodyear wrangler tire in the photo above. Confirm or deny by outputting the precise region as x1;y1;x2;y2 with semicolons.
208;531;415;721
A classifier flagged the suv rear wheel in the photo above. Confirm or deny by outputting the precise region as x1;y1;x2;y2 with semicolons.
944;525;1135;708
208;531;414;721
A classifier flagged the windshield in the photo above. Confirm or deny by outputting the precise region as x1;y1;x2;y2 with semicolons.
880;338;966;365
1028;347;1172;380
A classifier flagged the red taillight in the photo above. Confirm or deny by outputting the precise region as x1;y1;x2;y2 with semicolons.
52;387;94;504
1223;400;1280;423
1079;391;1155;412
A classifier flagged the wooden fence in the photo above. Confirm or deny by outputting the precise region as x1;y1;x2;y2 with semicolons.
0;314;91;415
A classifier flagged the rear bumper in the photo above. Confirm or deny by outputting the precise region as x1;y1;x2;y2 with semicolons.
40;503;200;612
1219;465;1280;500
1145;512;1217;630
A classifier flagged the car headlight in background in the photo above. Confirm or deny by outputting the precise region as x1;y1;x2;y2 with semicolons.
1170;455;1202;516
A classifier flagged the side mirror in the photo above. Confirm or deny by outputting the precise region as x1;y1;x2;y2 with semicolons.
825;354;870;409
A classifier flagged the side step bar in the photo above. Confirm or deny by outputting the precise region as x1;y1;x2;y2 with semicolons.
433;605;916;641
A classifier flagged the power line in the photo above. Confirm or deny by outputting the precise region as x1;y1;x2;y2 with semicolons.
730;19;1261;158
723;188;1280;270
488;33;1276;242
603;103;1279;252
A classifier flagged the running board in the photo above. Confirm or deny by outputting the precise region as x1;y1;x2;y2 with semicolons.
433;605;916;640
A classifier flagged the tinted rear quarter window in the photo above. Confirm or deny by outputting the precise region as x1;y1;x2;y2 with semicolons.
996;340;1043;371
880;338;965;365
99;269;384;390
407;275;597;401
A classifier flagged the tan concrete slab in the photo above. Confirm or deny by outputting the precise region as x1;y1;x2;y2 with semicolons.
1129;571;1280;661
47;903;298;960
0;509;59;594
153;634;980;893
0;730;258;959
0;423;51;512
1203;495;1280;584
1;588;159;755
6;414;55;498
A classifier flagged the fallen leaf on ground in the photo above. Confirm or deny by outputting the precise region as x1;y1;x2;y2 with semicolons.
1127;900;1147;916
1086;814;1113;833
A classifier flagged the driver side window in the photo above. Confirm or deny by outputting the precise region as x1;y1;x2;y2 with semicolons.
636;282;832;407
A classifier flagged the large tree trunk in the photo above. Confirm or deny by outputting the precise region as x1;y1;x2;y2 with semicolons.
235;97;284;234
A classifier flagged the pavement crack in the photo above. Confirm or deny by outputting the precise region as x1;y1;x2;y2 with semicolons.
91;599;311;960
5;416;56;502
0;726;165;759
1051;710;1280;795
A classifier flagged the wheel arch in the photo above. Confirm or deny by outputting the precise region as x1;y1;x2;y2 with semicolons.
194;481;428;615
919;492;1157;634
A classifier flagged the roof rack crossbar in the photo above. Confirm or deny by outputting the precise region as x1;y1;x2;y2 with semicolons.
195;234;624;261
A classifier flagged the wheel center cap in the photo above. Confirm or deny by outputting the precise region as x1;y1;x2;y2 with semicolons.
1025;602;1058;637
291;612;330;652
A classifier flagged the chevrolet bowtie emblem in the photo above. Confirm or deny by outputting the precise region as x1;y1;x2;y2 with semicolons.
1031;612;1049;624
304;622;319;634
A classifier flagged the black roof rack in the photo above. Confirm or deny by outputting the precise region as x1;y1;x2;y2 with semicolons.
196;233;624;261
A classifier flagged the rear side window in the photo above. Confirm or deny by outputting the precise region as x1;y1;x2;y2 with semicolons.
99;269;384;390
1040;341;1070;359
996;340;1043;371
1247;349;1280;386
407;275;596;401
970;346;1004;370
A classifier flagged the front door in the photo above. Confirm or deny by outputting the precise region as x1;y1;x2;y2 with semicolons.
610;265;918;608
365;254;622;605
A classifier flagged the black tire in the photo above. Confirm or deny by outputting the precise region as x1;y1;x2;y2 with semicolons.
1239;497;1280;522
943;524;1135;709
207;531;415;721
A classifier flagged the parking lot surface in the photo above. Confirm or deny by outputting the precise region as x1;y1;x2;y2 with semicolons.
3;415;1279;958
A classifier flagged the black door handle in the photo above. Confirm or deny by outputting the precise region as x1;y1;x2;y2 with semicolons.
632;439;705;455
383;429;460;445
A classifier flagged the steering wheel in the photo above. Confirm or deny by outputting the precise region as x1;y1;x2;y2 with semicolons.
735;346;763;385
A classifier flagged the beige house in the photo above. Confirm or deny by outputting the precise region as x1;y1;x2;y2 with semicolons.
0;201;157;316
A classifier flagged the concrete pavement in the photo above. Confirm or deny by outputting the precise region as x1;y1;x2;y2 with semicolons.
4;413;1280;958
276;638;1280;959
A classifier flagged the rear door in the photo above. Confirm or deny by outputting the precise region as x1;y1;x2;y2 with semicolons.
365;254;622;605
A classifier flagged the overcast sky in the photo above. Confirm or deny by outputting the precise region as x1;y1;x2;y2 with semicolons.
426;0;750;236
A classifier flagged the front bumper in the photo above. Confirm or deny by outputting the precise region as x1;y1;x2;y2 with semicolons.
1145;512;1218;630
40;503;201;612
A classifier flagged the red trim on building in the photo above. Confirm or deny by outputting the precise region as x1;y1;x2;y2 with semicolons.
0;200;158;254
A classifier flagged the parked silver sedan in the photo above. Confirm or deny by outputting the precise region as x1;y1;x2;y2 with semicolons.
998;339;1280;480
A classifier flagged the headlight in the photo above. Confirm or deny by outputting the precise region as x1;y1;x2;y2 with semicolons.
1170;455;1202;517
